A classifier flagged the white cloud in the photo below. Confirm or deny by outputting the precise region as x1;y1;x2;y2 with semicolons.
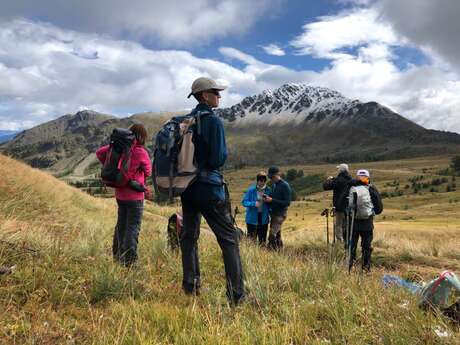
219;47;262;66
262;44;286;56
291;8;399;59
287;6;460;133
0;0;281;45
1;15;459;134
0;20;247;129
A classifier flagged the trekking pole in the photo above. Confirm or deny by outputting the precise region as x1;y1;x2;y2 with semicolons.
320;208;330;247
348;192;358;273
330;207;336;245
0;240;40;255
345;197;350;251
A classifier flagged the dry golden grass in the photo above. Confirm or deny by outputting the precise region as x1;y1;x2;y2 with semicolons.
0;153;459;344
226;156;460;274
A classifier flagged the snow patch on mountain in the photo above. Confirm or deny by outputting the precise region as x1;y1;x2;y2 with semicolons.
218;83;360;126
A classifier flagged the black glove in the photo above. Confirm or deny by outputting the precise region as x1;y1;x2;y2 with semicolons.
128;180;146;192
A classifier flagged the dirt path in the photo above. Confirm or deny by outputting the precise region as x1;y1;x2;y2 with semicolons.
72;153;96;177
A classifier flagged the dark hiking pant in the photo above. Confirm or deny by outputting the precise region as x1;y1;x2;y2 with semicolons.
113;199;144;266
350;218;374;271
268;214;286;250
180;196;245;304
247;213;268;245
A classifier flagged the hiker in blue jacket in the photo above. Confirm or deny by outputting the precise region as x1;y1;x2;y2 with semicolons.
180;77;245;305
242;171;271;245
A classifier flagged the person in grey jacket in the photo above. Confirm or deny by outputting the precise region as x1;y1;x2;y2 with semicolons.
323;163;352;242
263;166;291;250
346;169;383;272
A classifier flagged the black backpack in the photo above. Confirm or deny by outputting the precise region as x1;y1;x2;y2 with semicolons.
167;213;182;251
101;128;136;188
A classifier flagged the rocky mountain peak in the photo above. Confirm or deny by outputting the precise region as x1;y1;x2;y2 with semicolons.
218;83;359;123
74;110;100;120
67;110;114;129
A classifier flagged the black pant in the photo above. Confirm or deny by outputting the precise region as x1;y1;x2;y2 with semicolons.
113;199;144;266
247;213;268;245
180;196;245;303
350;218;374;271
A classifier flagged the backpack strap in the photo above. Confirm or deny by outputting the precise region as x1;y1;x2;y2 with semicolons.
193;110;212;136
430;271;454;295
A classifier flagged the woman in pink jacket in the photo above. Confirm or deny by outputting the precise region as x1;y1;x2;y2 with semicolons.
96;124;152;267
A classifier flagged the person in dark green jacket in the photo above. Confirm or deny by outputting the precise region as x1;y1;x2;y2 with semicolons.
263;166;292;250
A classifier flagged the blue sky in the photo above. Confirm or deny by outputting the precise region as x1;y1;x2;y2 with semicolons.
0;0;459;132
157;1;426;72
187;1;337;70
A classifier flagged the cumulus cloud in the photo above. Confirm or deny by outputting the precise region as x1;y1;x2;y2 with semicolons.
291;8;399;59
1;14;459;134
0;20;260;130
0;20;311;130
219;47;315;93
0;0;281;45
287;6;460;133
261;44;286;56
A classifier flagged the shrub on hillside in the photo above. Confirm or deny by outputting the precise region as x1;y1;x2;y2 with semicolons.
288;174;324;196
431;177;448;186
284;169;304;182
285;169;298;182
451;155;460;173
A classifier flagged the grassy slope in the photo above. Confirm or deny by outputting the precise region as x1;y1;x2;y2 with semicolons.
226;156;460;275
0;154;459;344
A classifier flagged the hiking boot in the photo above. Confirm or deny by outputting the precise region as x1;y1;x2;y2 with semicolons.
362;265;371;273
183;282;200;296
227;291;246;307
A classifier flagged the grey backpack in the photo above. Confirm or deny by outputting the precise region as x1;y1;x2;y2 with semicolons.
349;185;374;219
152;113;206;202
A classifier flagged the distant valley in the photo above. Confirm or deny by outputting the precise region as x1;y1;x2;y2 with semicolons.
0;130;19;144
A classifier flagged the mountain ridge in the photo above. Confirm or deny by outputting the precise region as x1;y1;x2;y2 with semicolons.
1;83;460;171
216;83;459;164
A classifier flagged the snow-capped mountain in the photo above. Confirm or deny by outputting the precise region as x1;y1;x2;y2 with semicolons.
2;83;460;170
217;83;460;164
218;83;361;125
218;82;460;143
